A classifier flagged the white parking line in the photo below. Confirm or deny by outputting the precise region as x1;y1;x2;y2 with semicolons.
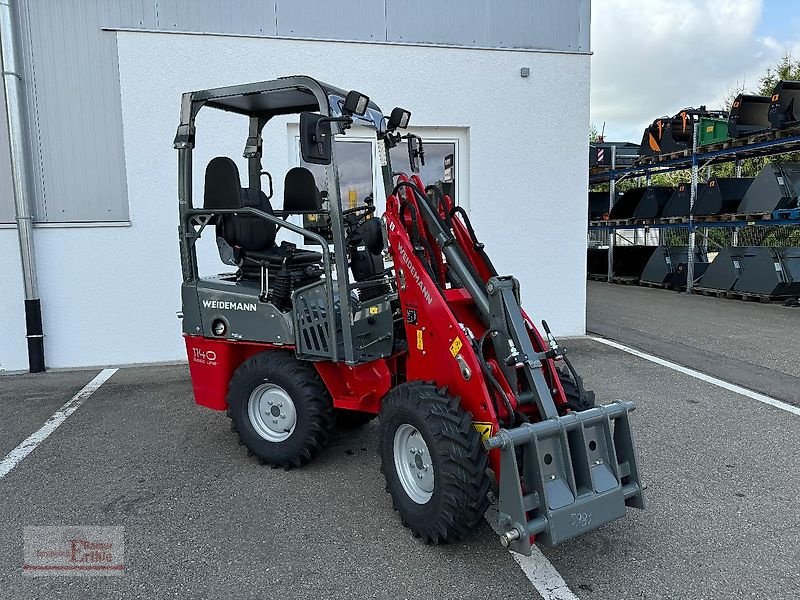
0;368;118;480
590;337;800;417
485;506;579;600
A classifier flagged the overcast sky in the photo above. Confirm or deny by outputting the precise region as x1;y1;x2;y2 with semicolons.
591;0;800;142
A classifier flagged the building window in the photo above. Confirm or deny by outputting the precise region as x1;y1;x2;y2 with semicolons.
301;140;375;209
292;126;466;216
389;141;457;205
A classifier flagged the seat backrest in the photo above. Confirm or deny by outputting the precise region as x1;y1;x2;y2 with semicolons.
284;167;322;212
204;156;276;252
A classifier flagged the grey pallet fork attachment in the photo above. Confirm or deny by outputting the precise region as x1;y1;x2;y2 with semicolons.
485;401;644;554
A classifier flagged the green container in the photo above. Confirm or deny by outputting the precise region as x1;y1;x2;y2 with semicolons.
698;117;729;145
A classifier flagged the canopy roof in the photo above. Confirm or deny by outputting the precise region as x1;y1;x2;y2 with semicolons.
188;75;385;130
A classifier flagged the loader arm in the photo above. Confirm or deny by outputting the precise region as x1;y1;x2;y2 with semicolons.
384;176;645;555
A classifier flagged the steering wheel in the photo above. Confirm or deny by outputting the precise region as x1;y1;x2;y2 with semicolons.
342;204;375;217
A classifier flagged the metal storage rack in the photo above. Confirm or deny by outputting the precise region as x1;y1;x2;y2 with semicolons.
588;124;800;292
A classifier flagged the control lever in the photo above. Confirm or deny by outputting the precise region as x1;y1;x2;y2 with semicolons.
259;261;269;302
541;319;564;358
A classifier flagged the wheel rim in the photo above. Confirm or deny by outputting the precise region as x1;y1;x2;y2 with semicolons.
247;383;297;442
393;423;434;504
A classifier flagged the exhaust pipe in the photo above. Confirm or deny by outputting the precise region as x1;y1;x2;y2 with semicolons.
1;0;45;372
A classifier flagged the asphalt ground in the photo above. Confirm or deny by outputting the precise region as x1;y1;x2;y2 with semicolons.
1;334;798;599
587;280;800;404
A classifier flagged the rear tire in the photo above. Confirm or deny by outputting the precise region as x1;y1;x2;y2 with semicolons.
378;382;490;544
227;351;334;468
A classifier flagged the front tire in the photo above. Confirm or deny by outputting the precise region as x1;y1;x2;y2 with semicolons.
379;382;490;544
558;365;596;413
227;351;334;468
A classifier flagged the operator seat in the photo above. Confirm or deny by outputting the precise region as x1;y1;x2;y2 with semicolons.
284;167;323;212
203;157;322;281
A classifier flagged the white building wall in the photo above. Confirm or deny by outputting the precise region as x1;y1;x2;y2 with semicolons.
0;31;589;371
0;235;27;371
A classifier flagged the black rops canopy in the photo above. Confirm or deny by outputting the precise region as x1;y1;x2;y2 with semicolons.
186;75;385;130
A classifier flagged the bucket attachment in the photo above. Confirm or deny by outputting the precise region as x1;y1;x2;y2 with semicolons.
728;94;771;138
732;247;800;297
768;80;800;129
640;245;707;286
667;107;728;150
697;247;746;291
698;117;729;146
486;401;644;555
692;177;754;216
613;246;657;279
632;186;675;220
588;190;616;220
671;261;708;288
662;183;706;218
639;118;669;156
587;248;609;276
737;162;800;214
609;187;646;219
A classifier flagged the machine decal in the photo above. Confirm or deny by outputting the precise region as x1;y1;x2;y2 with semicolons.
369;306;379;315
406;308;417;324
396;244;433;305
449;337;463;357
416;329;424;351
202;299;257;312
191;347;218;366
472;422;493;444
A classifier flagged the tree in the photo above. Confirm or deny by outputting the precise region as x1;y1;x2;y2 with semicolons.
589;123;601;143
758;55;800;96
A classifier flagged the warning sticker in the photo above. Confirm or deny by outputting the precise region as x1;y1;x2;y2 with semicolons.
416;329;424;351
449;337;463;357
473;422;493;444
369;306;379;315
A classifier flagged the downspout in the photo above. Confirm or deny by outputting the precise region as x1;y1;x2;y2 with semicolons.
0;0;44;373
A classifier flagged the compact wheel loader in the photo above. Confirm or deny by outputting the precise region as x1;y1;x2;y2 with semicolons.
175;76;644;555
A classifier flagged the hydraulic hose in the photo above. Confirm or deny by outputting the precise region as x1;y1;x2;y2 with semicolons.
392;181;491;319
475;329;515;426
398;199;438;283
